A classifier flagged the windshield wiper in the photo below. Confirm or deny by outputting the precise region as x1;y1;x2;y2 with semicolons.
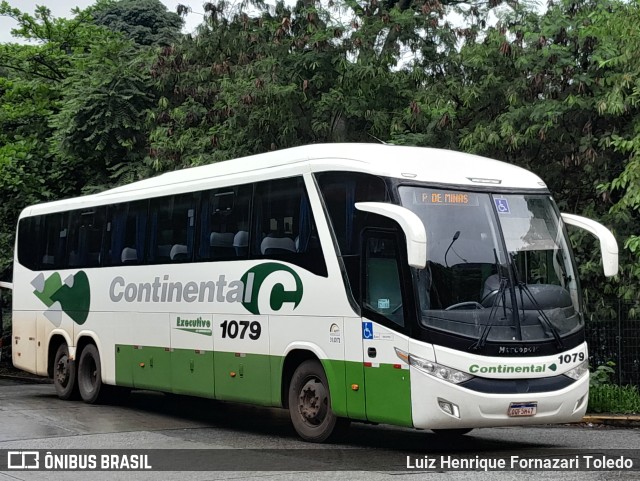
469;250;508;351
510;254;565;350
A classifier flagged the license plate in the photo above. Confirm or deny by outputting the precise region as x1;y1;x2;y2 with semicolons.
508;402;537;417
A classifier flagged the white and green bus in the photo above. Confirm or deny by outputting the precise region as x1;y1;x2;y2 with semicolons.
7;143;618;442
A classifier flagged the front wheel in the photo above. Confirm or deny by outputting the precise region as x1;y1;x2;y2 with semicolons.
53;344;78;400
78;344;104;404
288;360;347;442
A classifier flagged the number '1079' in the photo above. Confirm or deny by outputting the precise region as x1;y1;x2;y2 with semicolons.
558;352;585;364
220;320;261;340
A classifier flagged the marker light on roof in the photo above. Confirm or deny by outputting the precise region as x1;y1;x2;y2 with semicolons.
467;177;502;184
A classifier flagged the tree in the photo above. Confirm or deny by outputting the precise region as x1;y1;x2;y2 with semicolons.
93;0;183;46
393;0;640;305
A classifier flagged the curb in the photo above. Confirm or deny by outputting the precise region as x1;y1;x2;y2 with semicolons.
582;415;640;427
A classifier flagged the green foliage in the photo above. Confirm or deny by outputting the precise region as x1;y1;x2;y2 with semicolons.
587;362;640;414
589;384;640;414
93;0;183;46
589;361;616;388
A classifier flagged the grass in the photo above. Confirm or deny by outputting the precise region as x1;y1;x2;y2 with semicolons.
588;384;640;414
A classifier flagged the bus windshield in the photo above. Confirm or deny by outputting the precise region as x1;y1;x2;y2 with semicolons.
398;187;582;345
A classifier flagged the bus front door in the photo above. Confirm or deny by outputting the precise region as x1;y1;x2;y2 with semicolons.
361;232;413;427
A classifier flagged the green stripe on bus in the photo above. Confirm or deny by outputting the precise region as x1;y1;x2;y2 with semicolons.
114;345;411;426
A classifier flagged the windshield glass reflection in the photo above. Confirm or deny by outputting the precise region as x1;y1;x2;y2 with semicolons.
398;187;582;345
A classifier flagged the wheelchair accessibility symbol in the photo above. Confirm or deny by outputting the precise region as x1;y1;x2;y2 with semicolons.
494;198;510;214
362;321;374;340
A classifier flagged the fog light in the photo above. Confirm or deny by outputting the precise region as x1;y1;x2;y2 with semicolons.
438;398;460;418
574;394;587;413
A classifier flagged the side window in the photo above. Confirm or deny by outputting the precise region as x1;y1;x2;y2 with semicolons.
105;201;148;266
197;184;252;261
17;216;39;270
66;208;105;268
316;172;389;256
40;213;68;270
149;194;196;263
252;177;327;277
364;235;405;328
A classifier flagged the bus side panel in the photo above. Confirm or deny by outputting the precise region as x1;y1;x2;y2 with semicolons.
11;310;37;374
101;310;171;391
170;312;215;398
214;314;271;405
343;316;366;420
361;321;412;427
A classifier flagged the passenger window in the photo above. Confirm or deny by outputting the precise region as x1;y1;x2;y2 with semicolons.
17;216;38;270
252;177;327;277
40;213;68;270
197;184;252;261
364;235;405;327
66;208;104;268
149;194;196;263
316;172;389;256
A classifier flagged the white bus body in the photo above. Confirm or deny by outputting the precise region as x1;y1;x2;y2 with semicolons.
9;144;617;441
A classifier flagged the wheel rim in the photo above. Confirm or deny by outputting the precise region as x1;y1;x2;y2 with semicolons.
297;377;328;426
55;354;69;387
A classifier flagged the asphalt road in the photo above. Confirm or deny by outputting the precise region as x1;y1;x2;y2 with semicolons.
0;378;639;480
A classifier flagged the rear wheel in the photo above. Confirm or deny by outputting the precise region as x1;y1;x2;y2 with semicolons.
78;344;104;404
53;344;78;400
288;360;348;442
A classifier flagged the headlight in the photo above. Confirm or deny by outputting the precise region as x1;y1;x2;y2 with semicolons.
395;348;474;384
563;360;589;380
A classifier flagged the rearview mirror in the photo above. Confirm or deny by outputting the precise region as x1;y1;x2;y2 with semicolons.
355;202;426;269
561;213;618;277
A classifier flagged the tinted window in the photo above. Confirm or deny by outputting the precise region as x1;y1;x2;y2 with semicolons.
197;184;252;261
39;212;68;269
67;208;105;268
364;235;405;328
149;194;196;263
252;177;327;277
17;216;38;270
316;172;389;255
105;201;148;265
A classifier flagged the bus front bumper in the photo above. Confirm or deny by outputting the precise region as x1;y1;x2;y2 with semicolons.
410;369;589;430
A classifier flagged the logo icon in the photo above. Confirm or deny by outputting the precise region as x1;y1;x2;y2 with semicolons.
362;321;374;340
240;263;303;315
494;198;510;214
7;451;39;470
32;271;91;325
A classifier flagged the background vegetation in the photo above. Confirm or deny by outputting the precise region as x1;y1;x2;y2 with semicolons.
0;0;639;376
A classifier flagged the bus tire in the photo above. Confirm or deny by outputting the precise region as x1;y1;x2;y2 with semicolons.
288;360;346;442
431;428;473;436
77;344;104;404
53;344;78;400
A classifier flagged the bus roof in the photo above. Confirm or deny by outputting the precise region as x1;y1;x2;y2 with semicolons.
22;143;547;216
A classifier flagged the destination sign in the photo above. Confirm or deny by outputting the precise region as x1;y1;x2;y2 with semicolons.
417;190;480;206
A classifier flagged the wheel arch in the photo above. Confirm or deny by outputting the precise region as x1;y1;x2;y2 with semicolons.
281;348;319;409
280;343;347;417
47;331;72;378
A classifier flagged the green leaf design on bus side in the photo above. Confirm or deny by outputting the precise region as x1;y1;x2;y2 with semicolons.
33;270;91;325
